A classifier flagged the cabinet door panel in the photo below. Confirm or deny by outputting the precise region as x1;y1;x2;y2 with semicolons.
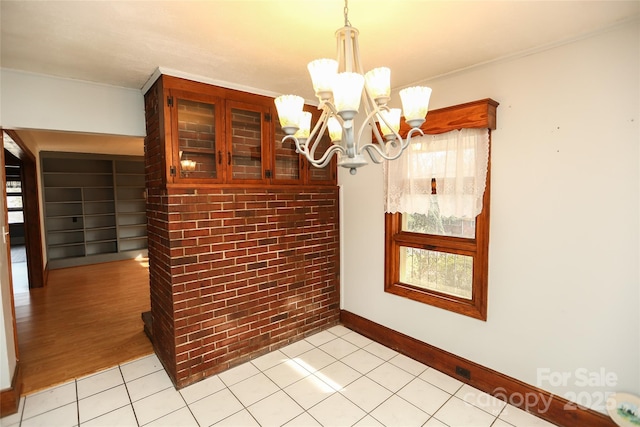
273;114;301;182
227;101;269;183
171;91;224;182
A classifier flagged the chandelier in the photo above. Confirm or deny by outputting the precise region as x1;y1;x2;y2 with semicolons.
274;0;432;175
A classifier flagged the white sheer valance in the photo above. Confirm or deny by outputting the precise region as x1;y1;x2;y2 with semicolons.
384;128;490;218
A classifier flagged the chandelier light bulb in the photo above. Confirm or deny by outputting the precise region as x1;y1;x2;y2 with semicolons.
333;72;364;121
275;95;304;135
294;111;312;142
328;116;343;143
379;108;401;140
399;86;432;128
308;59;338;101
364;67;391;105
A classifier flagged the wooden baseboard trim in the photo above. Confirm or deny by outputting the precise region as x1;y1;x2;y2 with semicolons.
0;362;22;417
340;310;615;427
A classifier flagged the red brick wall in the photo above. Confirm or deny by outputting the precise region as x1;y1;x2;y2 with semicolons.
167;187;339;387
144;78;340;388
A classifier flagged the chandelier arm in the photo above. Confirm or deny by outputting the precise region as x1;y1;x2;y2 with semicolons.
362;144;385;164
359;85;388;147
306;106;330;149
308;109;333;159
355;104;386;153
308;143;346;168
283;134;346;169
359;126;425;162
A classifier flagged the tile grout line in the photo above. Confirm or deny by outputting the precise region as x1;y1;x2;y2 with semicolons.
75;379;80;427
118;363;140;427
18;395;25;427
176;381;202;427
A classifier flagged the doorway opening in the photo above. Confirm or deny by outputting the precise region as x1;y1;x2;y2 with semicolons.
5;151;29;293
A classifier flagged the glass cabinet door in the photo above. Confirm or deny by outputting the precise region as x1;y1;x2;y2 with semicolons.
227;101;269;182
273;110;301;183
172;91;224;182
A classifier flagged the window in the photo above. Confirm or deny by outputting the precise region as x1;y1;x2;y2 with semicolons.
385;172;490;319
384;99;497;320
6;166;24;224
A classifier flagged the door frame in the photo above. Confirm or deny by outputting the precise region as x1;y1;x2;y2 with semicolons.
3;130;45;288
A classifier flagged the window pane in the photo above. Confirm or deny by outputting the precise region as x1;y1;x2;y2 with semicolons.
402;210;475;239
399;247;473;299
7;195;23;209
6;181;21;194
8;211;24;224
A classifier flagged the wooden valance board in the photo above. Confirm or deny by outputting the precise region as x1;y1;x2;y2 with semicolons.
399;98;499;137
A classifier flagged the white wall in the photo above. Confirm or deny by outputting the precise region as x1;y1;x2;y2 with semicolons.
0;68;145;137
340;21;639;413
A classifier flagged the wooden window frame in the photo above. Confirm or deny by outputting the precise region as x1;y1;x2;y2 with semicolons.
384;99;498;321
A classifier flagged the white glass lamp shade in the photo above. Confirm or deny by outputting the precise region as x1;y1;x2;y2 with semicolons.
399;86;432;128
328;116;342;143
308;59;338;101
294;111;312;141
379;108;401;140
333;72;364;121
365;67;391;105
275;95;304;135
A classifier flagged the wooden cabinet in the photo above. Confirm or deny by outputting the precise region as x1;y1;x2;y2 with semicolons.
150;75;336;186
41;152;147;269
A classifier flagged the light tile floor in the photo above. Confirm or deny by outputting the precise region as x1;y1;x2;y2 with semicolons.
1;325;558;427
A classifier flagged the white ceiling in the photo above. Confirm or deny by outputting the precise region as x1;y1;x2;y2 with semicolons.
1;0;639;153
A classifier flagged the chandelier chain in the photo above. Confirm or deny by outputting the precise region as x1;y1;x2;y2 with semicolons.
343;0;351;26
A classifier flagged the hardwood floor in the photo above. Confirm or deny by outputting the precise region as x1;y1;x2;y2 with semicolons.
13;257;153;395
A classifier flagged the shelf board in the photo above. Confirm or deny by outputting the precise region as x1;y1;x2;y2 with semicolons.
119;236;147;241
48;242;85;249
45;186;114;190
85;225;116;231
46;228;84;234
179;147;217;155
86;238;117;244
43;171;113;176
46;201;83;204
